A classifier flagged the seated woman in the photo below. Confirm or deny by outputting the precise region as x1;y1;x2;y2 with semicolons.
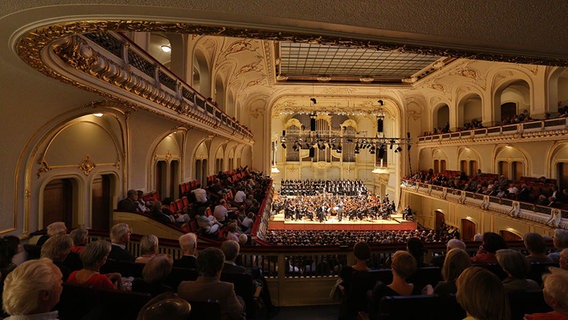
432;248;471;296
196;207;221;235
132;254;174;297
225;221;240;242
524;267;568;320
456;266;510;320
135;234;159;264
67;240;122;290
496;249;541;294
369;250;419;320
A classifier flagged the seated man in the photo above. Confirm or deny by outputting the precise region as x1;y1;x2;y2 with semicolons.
173;233;198;269
177;247;245;320
213;199;229;225
196;207;221;235
117;189;139;212
107;223;135;263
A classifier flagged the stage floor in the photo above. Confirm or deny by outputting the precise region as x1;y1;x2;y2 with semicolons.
268;212;417;231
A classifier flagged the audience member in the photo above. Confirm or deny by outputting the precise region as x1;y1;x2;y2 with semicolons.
136;234;159;264
240;212;254;234
4;236;25;266
549;229;568;263
40;234;75;280
173;233;198;269
177;247;245;320
108;223;135;263
495;249;540;294
406;237;430;267
456;266;510;320
433;248;471;296
136;190;150;213
196;207;221;236
431;238;466;267
370;251;419;320
191;184;208;204
136;292;191;320
67;240;121;290
69;227;88;254
36;221;67;247
524;267;568;320
214;199;229;225
523;232;553;263
117;189;139;212
471;232;507;264
225;221;240;242
132;254;174;297
2;258;63;320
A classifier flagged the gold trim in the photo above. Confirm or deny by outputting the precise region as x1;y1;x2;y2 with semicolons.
79;155;96;176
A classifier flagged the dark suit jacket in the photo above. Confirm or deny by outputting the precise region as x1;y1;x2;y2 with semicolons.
222;262;247;274
173;255;197;269
108;244;135;263
178;277;245;320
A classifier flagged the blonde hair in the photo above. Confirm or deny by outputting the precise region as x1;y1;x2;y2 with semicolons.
390;250;417;279
142;254;173;284
456;266;510;320
40;234;72;262
80;240;111;269
441;248;471;282
139;234;159;256
542;268;568;313
2;258;62;315
46;221;67;236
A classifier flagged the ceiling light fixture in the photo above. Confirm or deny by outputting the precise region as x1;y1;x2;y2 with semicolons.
160;44;171;53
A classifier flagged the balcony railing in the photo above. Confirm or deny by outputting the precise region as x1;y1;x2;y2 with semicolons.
418;118;568;143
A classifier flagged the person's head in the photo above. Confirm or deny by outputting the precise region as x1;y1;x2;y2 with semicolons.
481;232;507;253
151;201;162;212
219;199;226;206
80;240;112;270
353;241;371;261
456;266;510;320
238;233;248;245
197;247;225;277
0;237;19;268
69;227;89;246
137;190;144;199
178;233;197;255
127;189;138;200
139;234;159;256
110;223;131;244
473;233;483;242
559;248;568;270
46;221;67;237
441;248;472;282
137;292;192;320
406;237;425;261
553;229;568;249
446;239;466;251
2;258;63;315
542;268;568;314
221;240;240;262
523;232;547;255
496;249;530;279
40;234;72;262
142;254;173;284
390;250;417;280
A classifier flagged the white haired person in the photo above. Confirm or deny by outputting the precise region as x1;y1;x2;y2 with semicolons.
524;267;568;320
2;258;63;319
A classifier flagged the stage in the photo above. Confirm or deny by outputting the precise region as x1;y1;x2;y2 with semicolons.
267;212;417;231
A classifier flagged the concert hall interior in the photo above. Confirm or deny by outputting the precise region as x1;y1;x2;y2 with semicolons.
1;1;568;319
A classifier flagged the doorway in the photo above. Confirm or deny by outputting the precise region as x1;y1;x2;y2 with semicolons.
92;174;113;231
460;219;476;241
43;178;75;228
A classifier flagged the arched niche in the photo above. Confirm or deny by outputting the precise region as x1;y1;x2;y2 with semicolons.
457;147;482;176
457;93;483;129
433;103;450;132
494;145;527;180
493;79;530;124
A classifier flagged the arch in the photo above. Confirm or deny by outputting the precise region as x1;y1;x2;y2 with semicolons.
490;70;533;123
457;147;482;176
456;92;483;129
432;103;450;132
548;67;568;113
494;145;528;179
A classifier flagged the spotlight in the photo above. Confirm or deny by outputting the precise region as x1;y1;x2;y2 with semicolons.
395;146;402;153
354;146;360;154
281;143;286;149
378;99;383;106
310;98;317;104
369;146;375;154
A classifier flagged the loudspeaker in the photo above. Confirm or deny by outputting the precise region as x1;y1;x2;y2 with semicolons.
282;130;286;136
310;118;316;131
377;119;383;133
378;146;385;158
309;147;315;157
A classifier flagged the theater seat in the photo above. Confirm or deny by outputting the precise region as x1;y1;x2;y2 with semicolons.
377;294;465;320
189;300;221;320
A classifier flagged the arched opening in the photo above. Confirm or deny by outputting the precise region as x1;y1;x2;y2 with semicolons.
169;160;180;200
434;210;445;232
495;80;530;124
43;178;76;228
155;160;167;198
458;94;483;129
91;174;115;230
461;219;476;241
500;230;522;241
434;104;450;132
